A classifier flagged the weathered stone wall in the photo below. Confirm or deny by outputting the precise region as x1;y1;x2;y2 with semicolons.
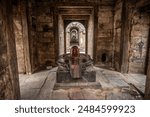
21;0;149;74
13;1;26;73
145;25;150;99
29;0;115;69
29;1;55;69
129;10;149;73
36;4;55;67
113;0;122;71
0;0;20;99
96;3;114;67
27;0;39;72
113;0;150;73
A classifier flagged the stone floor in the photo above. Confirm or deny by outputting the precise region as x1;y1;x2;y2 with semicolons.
19;67;146;100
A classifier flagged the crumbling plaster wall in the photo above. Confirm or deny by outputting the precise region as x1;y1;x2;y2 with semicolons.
114;0;150;73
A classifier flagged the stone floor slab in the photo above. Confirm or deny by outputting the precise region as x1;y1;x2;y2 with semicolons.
19;67;145;100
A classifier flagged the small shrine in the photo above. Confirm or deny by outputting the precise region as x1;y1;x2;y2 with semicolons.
56;46;96;83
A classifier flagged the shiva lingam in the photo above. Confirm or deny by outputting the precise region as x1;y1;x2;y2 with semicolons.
56;46;96;83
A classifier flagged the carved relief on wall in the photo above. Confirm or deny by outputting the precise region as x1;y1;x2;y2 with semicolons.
130;39;146;63
138;40;144;58
70;28;79;45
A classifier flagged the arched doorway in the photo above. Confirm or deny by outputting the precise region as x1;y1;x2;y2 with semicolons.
65;22;86;53
57;6;94;59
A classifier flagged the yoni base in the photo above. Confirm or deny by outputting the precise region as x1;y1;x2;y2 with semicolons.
56;70;96;83
83;71;96;82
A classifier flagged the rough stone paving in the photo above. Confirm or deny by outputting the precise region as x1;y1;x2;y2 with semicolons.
19;67;145;100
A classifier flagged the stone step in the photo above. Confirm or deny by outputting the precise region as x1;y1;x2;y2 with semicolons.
54;82;101;90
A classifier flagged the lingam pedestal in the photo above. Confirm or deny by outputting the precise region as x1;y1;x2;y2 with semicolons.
57;46;96;83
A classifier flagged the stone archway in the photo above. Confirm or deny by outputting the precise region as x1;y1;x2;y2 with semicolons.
65;22;86;53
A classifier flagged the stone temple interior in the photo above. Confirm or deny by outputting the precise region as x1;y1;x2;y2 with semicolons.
0;0;150;100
